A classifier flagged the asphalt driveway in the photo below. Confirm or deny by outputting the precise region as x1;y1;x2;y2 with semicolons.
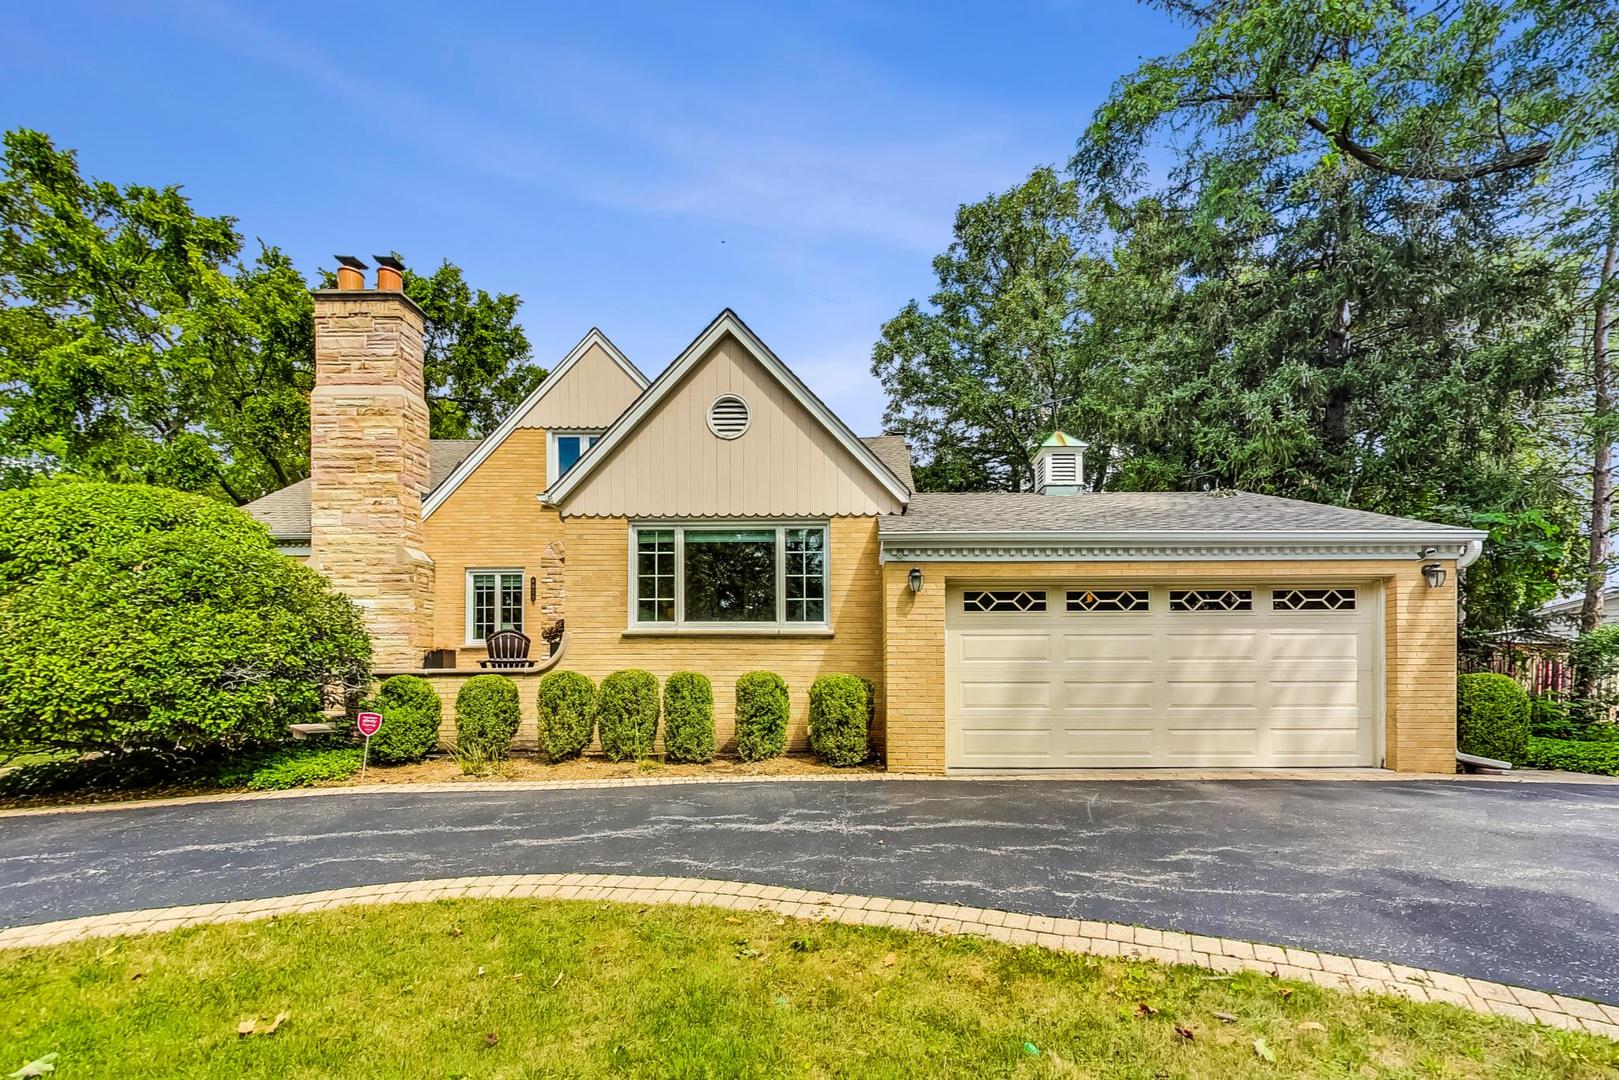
1;779;1616;1002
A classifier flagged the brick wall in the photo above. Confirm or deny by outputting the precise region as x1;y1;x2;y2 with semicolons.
881;559;1459;775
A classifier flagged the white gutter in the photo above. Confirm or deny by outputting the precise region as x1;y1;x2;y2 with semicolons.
878;528;1489;564
1457;538;1485;569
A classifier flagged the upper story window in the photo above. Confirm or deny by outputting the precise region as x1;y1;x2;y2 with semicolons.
548;430;603;484
632;523;827;630
467;569;524;643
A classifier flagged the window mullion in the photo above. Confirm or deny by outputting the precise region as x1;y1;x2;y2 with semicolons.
775;527;786;626
674;527;685;626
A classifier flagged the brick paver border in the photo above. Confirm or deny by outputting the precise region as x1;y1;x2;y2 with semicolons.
1;873;1613;1039
3;767;1612;820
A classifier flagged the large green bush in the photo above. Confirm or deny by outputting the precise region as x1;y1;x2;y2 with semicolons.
596;670;659;762
663;672;715;764
537;671;595;762
809;674;870;766
363;675;443;764
735;672;789;762
0;480;269;594
1519;735;1619;776
1456;672;1530;763
455;675;521;762
0;483;370;756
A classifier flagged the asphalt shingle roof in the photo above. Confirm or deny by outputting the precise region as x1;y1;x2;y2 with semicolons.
880;490;1480;536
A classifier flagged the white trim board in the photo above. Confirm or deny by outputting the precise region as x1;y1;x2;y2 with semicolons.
423;328;648;520
543;310;911;510
880;534;1486;564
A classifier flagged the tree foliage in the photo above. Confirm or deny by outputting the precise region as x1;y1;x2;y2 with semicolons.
873;0;1606;632
0;482;370;755
0;129;543;503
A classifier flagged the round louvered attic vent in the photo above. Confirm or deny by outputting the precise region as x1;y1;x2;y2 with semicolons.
707;394;750;439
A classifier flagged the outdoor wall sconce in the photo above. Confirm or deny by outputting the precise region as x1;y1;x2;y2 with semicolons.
530;576;537;602
1422;563;1446;589
908;567;924;594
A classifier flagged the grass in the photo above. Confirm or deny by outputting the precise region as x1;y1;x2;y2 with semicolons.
3;901;1614;1079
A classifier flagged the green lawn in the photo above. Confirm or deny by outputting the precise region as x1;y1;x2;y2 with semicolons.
3;900;1614;1078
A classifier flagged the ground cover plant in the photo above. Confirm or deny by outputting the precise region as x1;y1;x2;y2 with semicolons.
2;899;1613;1079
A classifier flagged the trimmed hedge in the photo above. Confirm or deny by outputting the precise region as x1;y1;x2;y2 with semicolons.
663;672;716;764
735;672;789;762
596;670;659;762
455;675;522;761
537;671;596;763
364;675;443;764
214;747;364;791
1456;673;1530;763
809;674;870;766
1519;736;1619;776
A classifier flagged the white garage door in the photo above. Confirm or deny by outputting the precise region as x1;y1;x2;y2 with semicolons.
946;583;1380;769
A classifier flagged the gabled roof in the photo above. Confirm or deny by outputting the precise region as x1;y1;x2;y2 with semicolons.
244;439;482;541
544;309;911;508
422;328;648;519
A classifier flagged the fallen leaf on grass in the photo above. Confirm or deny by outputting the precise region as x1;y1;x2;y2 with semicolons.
1135;1002;1158;1017
1213;1012;1238;1024
1277;987;1294;999
476;966;486;977
129;971;143;982
6;1054;58;1078
235;1013;289;1038
447;926;463;938
550;972;565;989
1174;1026;1194;1040
484;1032;499;1048
881;953;897;968
1297;1021;1326;1032
1253;1037;1276;1062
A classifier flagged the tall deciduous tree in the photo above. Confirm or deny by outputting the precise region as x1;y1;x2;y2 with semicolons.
0;129;543;503
872;167;1106;491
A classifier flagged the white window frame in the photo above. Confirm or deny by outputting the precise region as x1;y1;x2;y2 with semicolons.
626;521;831;635
546;429;604;485
465;567;526;646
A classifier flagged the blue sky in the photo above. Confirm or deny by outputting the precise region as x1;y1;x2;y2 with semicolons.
5;1;1187;436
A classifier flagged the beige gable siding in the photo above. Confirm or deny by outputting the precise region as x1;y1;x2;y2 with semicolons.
517;342;644;430
557;333;905;518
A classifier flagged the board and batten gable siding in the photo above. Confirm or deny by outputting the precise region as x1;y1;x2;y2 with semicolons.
421;427;562;661
881;558;1458;774
554;332;906;519
516;341;645;431
553;515;886;754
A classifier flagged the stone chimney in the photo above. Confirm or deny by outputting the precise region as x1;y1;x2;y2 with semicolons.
309;255;435;669
1033;431;1087;496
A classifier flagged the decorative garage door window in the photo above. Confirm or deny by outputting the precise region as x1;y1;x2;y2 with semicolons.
1066;589;1149;612
1272;588;1357;611
962;590;1047;612
1168;589;1253;612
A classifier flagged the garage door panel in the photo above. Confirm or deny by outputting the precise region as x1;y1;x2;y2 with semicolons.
1057;632;1155;661
947;582;1378;770
1060;678;1156;709
1167;680;1257;708
959;680;1051;710
957;632;1052;662
960;727;1052;758
1165;632;1259;660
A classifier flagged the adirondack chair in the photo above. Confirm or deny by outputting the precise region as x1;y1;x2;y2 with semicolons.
479;628;535;669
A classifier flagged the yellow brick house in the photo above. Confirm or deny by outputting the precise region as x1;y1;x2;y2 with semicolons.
245;262;1484;774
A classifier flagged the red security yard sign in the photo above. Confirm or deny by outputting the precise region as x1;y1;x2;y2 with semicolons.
356;711;383;777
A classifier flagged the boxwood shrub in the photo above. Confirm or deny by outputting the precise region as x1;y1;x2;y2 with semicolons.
735;672;789;762
1518;736;1619;776
455;675;522;762
809;673;869;766
663;672;716;764
596;670;659;761
1456;672;1530;763
363;675;443;764
537;671;596;763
